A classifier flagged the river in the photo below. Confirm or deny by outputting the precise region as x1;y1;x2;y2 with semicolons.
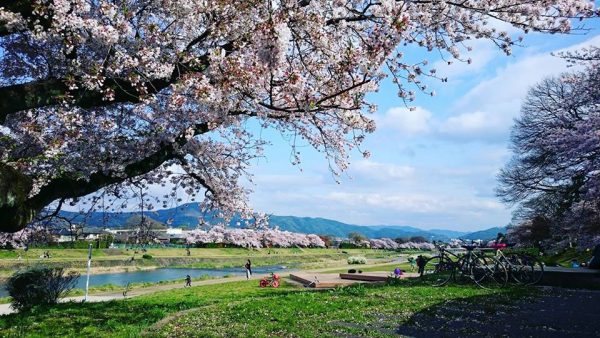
0;265;289;298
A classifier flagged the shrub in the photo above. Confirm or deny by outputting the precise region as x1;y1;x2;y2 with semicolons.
347;256;367;264
142;254;153;259
6;266;79;312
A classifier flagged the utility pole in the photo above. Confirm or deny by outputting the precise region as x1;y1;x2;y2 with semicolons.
84;243;92;302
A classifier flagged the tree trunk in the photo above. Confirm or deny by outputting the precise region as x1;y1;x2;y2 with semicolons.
0;164;38;232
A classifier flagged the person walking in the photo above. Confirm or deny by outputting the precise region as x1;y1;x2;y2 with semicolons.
185;274;192;287
245;259;252;279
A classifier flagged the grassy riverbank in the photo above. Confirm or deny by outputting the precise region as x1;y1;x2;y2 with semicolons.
0;277;534;337
0;248;401;277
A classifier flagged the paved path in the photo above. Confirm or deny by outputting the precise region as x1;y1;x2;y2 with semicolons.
395;287;600;337
0;260;401;315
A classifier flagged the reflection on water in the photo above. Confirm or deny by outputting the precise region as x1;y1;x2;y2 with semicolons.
0;265;289;298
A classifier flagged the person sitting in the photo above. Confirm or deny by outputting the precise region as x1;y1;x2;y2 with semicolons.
393;268;403;277
588;244;600;269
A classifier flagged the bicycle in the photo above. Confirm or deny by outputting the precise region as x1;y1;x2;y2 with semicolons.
454;243;508;289
259;273;280;288
419;242;462;287
486;243;544;285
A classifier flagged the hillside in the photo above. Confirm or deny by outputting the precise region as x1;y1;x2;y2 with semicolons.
461;226;507;241
57;203;501;240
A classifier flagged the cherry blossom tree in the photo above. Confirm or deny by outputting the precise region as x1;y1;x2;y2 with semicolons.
369;237;399;249
498;46;600;248
0;227;32;249
185;226;325;248
0;0;596;232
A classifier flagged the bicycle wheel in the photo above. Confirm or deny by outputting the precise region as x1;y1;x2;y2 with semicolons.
454;255;476;285
507;253;544;285
472;255;508;289
420;256;454;286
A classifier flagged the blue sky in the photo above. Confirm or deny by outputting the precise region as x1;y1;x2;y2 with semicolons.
244;19;600;232
60;16;600;231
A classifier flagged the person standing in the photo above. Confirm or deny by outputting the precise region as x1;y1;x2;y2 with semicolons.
245;259;252;279
416;255;426;276
185;274;192;287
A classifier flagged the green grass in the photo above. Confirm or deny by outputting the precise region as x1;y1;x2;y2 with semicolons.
0;248;398;261
542;247;593;267
0;277;534;337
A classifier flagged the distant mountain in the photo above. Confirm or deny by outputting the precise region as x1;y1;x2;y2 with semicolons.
266;216;445;240
427;229;469;239
461;227;507;241
58;203;212;228
56;203;503;241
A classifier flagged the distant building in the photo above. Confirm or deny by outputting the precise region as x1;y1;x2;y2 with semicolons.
103;227;190;243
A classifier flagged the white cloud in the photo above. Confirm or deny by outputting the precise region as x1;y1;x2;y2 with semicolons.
351;160;415;181
437;110;508;140
439;34;600;142
377;106;432;135
323;191;504;215
252;174;324;187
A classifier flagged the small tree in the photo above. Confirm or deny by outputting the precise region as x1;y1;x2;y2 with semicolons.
394;237;409;244
6;266;79;312
409;236;428;243
348;232;367;244
318;235;333;248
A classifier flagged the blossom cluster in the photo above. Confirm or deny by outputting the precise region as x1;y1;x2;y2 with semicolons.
366;238;435;250
0;227;34;249
185;226;325;248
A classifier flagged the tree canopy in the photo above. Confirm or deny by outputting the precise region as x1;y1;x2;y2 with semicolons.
0;0;596;232
498;46;600;247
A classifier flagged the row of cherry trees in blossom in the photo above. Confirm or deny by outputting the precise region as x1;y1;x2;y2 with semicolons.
368;238;435;250
185;226;326;248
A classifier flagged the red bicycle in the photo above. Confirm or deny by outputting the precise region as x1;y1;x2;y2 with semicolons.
259;273;280;288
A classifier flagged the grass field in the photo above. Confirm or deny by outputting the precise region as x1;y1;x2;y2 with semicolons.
0;247;399;260
0;248;403;277
0;277;534;337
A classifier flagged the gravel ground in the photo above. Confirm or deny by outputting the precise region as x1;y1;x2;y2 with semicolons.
396;287;600;337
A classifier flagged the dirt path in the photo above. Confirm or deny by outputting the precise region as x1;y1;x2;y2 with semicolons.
0;260;400;316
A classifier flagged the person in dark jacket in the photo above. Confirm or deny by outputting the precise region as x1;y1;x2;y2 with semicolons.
416;255;426;275
245;259;252;279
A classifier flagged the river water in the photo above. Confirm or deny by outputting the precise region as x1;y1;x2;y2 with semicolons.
0;265;288;298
